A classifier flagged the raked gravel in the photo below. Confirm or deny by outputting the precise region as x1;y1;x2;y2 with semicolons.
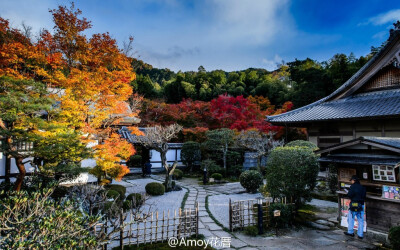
112;178;187;213
208;193;262;228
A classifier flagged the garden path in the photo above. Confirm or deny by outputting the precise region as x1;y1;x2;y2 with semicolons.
150;176;377;250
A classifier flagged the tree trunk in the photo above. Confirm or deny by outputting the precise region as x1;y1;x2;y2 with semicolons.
15;156;26;191
161;152;171;191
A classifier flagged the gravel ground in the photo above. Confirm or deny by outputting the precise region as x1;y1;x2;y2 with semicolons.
208;193;262;228
112;178;187;213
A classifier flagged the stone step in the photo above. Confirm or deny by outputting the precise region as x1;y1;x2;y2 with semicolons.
314;219;336;227
305;221;331;230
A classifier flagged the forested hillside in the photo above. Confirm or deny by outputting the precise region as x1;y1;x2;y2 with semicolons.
132;52;375;108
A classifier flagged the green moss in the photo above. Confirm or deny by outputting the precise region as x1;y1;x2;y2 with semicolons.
180;188;189;210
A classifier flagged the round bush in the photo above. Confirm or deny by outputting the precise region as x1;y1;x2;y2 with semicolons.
145;182;165;196
106;184;126;199
126;155;142;168
126;193;143;208
106;190;120;201
389;226;400;250
285;140;318;150
239;170;263;193
211;173;223;181
173;169;183;180
266;146;319;207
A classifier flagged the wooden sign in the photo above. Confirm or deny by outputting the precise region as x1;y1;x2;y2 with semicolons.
338;168;356;181
273;210;281;217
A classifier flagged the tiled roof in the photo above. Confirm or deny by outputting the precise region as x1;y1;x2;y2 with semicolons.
316;136;400;155
362;136;400;149
119;127;147;143
266;88;400;124
118;127;183;148
267;28;400;124
319;154;400;166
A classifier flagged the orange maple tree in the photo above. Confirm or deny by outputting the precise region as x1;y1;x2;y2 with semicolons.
0;3;141;184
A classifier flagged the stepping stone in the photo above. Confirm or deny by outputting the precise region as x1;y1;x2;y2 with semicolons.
306;221;331;230
198;229;214;237
230;238;247;249
198;221;206;229
212;230;232;238
200;217;214;223
315;219;335;227
199;211;209;217
327;217;338;224
205;223;222;231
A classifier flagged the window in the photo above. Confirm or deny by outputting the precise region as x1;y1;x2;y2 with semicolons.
372;165;396;182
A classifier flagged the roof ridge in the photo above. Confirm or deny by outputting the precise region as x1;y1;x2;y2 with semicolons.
267;28;400;123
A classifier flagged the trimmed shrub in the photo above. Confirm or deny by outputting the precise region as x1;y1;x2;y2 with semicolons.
145;182;165;196
126;193;143;208
389;226;400;250
265;146;319;208
106;190;120;201
259;184;270;197
181;141;201;171
201;159;223;176
268;203;294;228
51;185;70;200
243;225;258;236
211;173;223;181
106;184;126;199
226;151;242;167
0;190;101;249
239;170;263;193
285;140;318;151
227;164;243;177
173;169;183;180
126;155;142;168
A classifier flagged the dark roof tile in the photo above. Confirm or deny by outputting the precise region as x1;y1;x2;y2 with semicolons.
267;88;400;124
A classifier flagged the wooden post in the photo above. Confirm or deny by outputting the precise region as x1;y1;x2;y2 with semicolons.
196;202;199;237
229;199;232;231
156;212;159;243
162;211;165;242
150;212;153;244
104;222;108;250
120;211;124;249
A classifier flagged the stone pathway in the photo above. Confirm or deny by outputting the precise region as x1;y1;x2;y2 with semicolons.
149;175;377;250
151;176;248;249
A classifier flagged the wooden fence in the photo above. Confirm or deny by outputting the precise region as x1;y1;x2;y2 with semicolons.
98;202;199;249
229;198;288;231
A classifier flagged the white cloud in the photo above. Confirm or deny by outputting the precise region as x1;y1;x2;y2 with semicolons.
261;54;282;71
364;9;400;26
205;0;292;46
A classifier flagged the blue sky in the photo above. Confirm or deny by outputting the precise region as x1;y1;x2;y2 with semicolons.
1;0;400;72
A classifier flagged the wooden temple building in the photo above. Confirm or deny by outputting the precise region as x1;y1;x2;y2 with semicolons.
267;23;400;233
